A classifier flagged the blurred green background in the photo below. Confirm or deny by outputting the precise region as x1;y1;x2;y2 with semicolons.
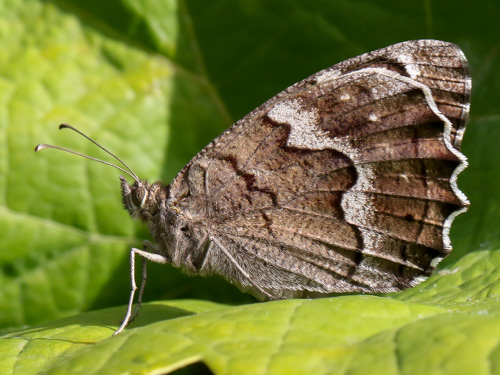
0;0;498;331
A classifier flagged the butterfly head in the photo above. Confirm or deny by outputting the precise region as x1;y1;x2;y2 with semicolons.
120;176;165;221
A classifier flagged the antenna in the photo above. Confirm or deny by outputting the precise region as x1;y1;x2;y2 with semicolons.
35;124;140;182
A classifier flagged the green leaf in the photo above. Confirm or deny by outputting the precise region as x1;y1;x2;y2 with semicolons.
1;0;499;374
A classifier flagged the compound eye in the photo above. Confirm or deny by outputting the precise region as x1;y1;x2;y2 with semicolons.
131;187;146;207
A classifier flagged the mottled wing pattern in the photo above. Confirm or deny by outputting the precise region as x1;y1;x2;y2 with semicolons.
172;40;470;298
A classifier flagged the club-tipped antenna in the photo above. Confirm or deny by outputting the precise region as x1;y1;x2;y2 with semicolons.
35;124;140;182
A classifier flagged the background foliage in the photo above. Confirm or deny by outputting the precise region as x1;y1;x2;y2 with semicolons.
0;0;499;374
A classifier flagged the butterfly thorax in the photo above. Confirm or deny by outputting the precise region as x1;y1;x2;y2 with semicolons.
120;176;211;274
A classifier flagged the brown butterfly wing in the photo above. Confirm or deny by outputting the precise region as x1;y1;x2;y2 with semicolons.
170;40;470;298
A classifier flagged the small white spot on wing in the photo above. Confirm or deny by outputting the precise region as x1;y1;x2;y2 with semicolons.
340;92;351;101
368;112;378;122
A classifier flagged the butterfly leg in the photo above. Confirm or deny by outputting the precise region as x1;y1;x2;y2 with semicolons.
114;241;169;335
210;236;279;301
130;240;159;322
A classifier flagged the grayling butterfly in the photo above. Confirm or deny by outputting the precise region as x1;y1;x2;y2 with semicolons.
36;39;470;334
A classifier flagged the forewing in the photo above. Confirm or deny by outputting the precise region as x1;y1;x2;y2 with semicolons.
171;40;470;296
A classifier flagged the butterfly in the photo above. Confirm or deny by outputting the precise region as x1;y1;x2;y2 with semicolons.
36;39;470;334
